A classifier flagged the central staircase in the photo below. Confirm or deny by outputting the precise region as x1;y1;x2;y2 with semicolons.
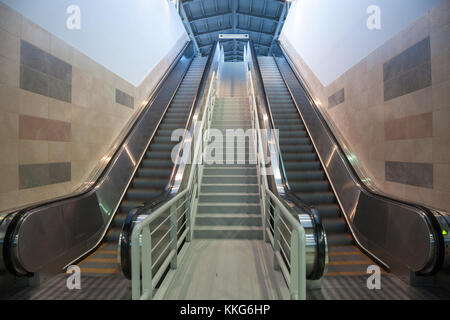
193;67;263;240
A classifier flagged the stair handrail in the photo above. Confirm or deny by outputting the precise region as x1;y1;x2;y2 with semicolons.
245;42;306;300
128;43;222;300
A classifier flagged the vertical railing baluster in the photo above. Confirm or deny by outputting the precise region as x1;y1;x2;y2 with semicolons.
170;205;178;269
273;205;281;271
186;193;192;242
131;229;141;300
290;227;306;300
141;226;153;299
264;193;270;243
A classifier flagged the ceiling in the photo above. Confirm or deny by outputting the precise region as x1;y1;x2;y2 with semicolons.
179;0;291;61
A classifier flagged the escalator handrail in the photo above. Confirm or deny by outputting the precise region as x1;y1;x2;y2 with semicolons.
135;40;219;210
1;41;196;276
272;40;446;275
246;41;327;279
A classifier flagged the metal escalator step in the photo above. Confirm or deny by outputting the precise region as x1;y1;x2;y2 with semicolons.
289;180;330;192
131;177;168;189
136;168;172;178
280;137;311;145
326;233;354;246
322;217;347;233
286;170;325;180
280;145;313;153
141;159;173;168
282;152;317;161
314;204;341;217
279;130;307;138
126;188;163;201
295;191;336;204
284;161;321;171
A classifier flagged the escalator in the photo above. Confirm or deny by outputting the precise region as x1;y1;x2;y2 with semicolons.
249;40;449;282
77;57;207;275
258;56;371;276
0;42;213;290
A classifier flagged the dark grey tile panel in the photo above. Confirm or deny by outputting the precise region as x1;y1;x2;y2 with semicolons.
383;38;431;82
328;88;345;108
48;55;72;84
49;162;71;184
385;161;433;189
19;162;71;189
48;77;72;102
20;65;48;97
20;40;73;102
115;89;134;108
20;40;49;74
383;37;432;101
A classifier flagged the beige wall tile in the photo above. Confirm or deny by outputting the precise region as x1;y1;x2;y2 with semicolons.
433;137;450;163
70;142;91;161
434;163;450;192
71;123;91;143
0;164;18;193
431;48;450;86
0;55;19;87
0;111;18;139
0;190;19;212
433;107;450;138
19;89;49;118
48;98;72;122
19;140;49;164
48;141;71;162
403;184;434;205
431;24;450;58
432;79;450;111
384;181;407;199
0;27;20;62
21;18;50;51
385;138;433;163
432;190;450;212
50;34;74;64
430;0;450;33
0;2;21;37
0;83;20;112
0;137;18;165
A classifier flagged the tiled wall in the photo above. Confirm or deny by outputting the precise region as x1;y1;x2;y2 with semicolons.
279;0;450;211
0;3;189;212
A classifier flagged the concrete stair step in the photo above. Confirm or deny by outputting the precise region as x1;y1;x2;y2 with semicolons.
199;193;260;203
200;184;259;193
194;226;263;239
202;175;258;184
196;214;262;226
197;203;261;214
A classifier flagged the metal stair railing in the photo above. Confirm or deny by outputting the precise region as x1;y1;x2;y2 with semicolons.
245;42;306;300
130;44;223;300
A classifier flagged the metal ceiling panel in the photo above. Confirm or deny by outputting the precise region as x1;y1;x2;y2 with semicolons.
179;0;290;61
